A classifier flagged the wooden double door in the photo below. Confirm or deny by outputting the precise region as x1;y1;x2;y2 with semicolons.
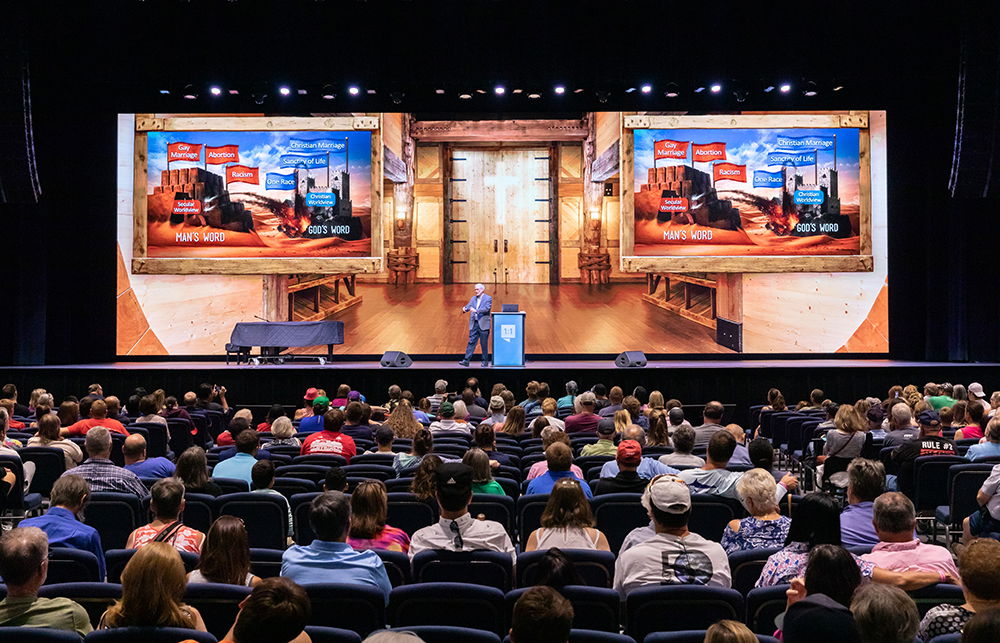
446;148;554;284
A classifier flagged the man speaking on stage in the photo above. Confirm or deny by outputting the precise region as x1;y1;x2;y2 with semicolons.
459;283;492;367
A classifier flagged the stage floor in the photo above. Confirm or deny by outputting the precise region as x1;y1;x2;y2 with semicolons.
294;283;732;355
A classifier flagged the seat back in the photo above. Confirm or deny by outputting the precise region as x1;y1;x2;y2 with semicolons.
248;548;284;578
388;582;505;635
913;456;968;511
105;548;199;584
515;549;616;588
505;585;621;633
907;583;965;617
386;492;438;536
746;584;790;634
626;585;743;640
140;492;215;534
83;492;143;551
274;465;330;484
38;582;122;628
728;547;782;597
183;582;252;639
373;549;412;587
292;454;348;467
948;464;994;528
273;477;318;499
567;632;638;643
392;626;500;643
128;423;169;459
591;493;647;552
412;550;513;592
688;494;740;542
303;582;386;635
45;548;101;584
19;447;66;496
212;477;250;494
83;626;218;642
644;633;777;643
469;494;515;538
216;492;288;549
291;492;322;545
516;494;550;544
303;626;363;643
0;626;82;642
0;454;33;513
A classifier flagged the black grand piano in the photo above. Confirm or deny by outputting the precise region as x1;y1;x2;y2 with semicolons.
226;321;344;365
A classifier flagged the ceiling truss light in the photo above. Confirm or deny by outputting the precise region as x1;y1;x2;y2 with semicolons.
663;83;679;98
710;83;722;93
554;85;565;95
459;92;472;100
182;84;197;100
779;83;791;93
435;88;445;94
278;86;291;96
527;92;541;99
640;84;652;94
209;86;222;96
321;84;336;100
228;89;239;95
494;85;505;95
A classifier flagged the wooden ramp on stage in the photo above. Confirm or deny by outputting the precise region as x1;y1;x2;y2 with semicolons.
290;283;732;356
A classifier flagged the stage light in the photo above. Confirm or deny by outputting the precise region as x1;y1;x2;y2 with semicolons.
779;83;791;93
159;89;170;95
640;84;652;94
366;89;376;95
390;91;404;105
763;85;775;93
297;89;308;95
802;81;818;96
554;85;565;94
435;88;445;94
710;83;722;93
833;85;844;92
494;85;505;95
625;87;637;93
321;84;336;100
348;86;360;95
512;88;523;94
228;89;239;95
694;86;705;93
664;83;679;98
209;86;222;96
279;86;291;96
458;92;472;100
573;88;584;94
527;92;541;99
589;208;601;220
182;84;197;100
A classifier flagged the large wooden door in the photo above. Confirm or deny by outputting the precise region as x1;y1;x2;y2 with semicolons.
449;148;551;283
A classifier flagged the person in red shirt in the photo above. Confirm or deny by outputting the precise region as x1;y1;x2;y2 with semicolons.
300;409;356;462
61;399;128;437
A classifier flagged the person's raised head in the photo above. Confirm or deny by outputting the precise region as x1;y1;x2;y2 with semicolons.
311;396;330;416
438;401;456;419
510;586;573;643
541;425;569;449
345;401;364;424
959;538;1000;602
387;384;401;401
702;401;725;422
810;388;825;405
785;492;842;547
462;447;493;483
251;459;276;490
198;515;252;586
138;395;157;417
196;383;214;401
541;397;557;416
849;583;919;643
270;416;295;439
123;434;147;461
229;415;251;436
462;388;476;405
1;384;16;400
489;395;505;413
150;477;185;521
616;440;642;471
608;386;623;404
231;577;311;643
111;541;188;627
182;391;197;407
592;383;607;397
501;406;525;434
577;391;596;411
410;455;442;501
526;381;541;400
736;468;779;516
961;608;1000;643
335;384;351;399
450;400;468;419
707;430;737;465
642;474;692;530
725;423;746;444
672;425;696;454
541;478;594;529
50;474;89;512
235;427;260;455
174;446;209;489
890;403;912;427
434;379;448;394
350;480;389;540
545;441;572;473
89;398;108;419
622;395;641;421
667;406;685;426
872;492;916;541
323;408;346;433
0;526;48;591
435;461;473;513
309;491;352;542
916;409;942;435
847;458;885;503
474;423;496;449
85;426;112;459
324;466;348;492
564;380;578;396
805;544;862;607
597;420;616;439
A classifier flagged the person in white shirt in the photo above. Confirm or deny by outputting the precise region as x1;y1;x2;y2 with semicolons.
428;402;471;436
528;398;566;433
613;474;731;595
678;431;796;502
408;462;514;560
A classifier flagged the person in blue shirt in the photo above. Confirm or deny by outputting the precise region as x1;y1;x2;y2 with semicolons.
526;442;593;499
298;397;329;433
20;475;105;580
967;419;1000;461
598;425;680;480
557;381;579;412
122;434;175;479
210;430;259;490
280;491;391;604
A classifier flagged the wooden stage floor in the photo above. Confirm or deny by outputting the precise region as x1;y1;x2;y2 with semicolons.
290;282;732;356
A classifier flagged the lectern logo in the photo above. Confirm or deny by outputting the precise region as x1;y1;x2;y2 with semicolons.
501;325;516;342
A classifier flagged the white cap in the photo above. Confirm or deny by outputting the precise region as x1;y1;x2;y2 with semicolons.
969;382;987;399
641;474;692;515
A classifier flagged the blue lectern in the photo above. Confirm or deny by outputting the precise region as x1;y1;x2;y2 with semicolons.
491;311;526;367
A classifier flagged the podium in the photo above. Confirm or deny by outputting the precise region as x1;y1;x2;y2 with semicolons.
491;311;526;367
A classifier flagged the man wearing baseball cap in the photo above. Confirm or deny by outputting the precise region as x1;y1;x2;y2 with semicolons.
612;474;730;595
891;409;956;498
580;422;618;457
408;462;514;559
298;396;330;433
595;440;649;495
968;382;989;413
429;401;470;436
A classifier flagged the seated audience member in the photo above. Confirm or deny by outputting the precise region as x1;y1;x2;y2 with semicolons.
188;515;261;587
557;381;578;412
621;396;649;430
371;425;395;453
509;586;573;643
464;447;505;495
659;424;705;468
861;491;958;579
525;477;610;552
251;460;292;538
0;527;92;636
485;395;507;426
693;401;727;448
565;391;601;434
174;446;223;496
257;404;285;432
526;442;593;498
645;411;671;447
581;421;618;457
1;384;29;417
268;416;302;447
386;399;423;440
62;427;147;496
27;413;83;470
99;542;207;630
409;454;442;502
348;479;410;553
194;382;228;413
473;423;510;465
135;394;167;426
840;458;886;549
409;462;515;558
680;431;797;502
214;415;252;447
222;577;311;643
527;428;585;481
883;403;919;447
962;608;1000;643
528;397;565;433
300;408;357;462
721;467;791;554
0;408;23;455
726;423;754;467
182;391;199;415
755;492;946;589
519;381;543;416
324;466;349;492
213;429;263;487
850;583;920;643
61;398;128;437
429;401;470;436
613;474;731;594
329;384;352;409
967;417;1000;461
162;396;191;424
497;405;527;436
341;401;374;441
294;388;319;421
298;396;330;433
127;478;205;554
122;433;175;478
600;425;678;479
919;538;1000;640
819;405;868;473
597;386;624;418
781;545;864;643
957;402;987;440
965;462;1000;542
704;621;758;643
394;428;434;475
667;406;693;433
20;475;105;580
461;387;487;419
595;440;650;494
892;409;956;497
747;436;789;482
281;491;392;603
57;400;81;427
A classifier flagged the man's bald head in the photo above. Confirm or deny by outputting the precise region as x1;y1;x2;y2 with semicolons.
0;527;48;589
623;424;646;446
725;423;746;444
123;434;147;460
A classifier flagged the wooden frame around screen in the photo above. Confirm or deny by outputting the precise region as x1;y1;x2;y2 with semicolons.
131;114;383;275
619;111;873;273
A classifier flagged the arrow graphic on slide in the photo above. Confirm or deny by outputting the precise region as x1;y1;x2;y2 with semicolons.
501;325;516;343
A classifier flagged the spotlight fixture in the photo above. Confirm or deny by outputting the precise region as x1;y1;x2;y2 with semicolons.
348;86;360;96
512;88;523;94
458;92;472;100
366;89;376;95
710;83;722;93
779;83;791;93
764;85;775;93
435;88;445;94
527;92;541;99
832;85;844;92
694;86;705;93
802;81;818;97
279;86;291;96
494;85;505;95
475;89;487;95
159;89;170;95
209;86;222;96
297;89;308;95
182;84;197;100
640;84;652;94
663;83;679;98
573;88;584;94
625;87;637;93
554;85;566;95
321;84;336;100
228;89;239;95
389;91;404;105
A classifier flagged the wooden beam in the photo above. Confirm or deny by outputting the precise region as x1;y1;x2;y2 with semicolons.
623;113;869;130
442;144;454;284
621;255;874;274
618;113;635;260
261;275;289;321
132;257;383;275
858;128;873;257
132;129;149;260
591;142;620;182
411;119;588;142
135;116;377;132
383;145;406;183
369;118;384;262
549;143;560;284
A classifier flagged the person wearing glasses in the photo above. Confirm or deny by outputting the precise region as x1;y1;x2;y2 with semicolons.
407;462;514;560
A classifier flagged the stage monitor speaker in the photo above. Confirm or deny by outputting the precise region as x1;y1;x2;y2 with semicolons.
716;318;743;353
615;351;647;368
380;351;412;368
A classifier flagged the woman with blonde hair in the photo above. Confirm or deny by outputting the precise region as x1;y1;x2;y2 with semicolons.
348;480;410;553
498;406;526;435
819;405;867;464
452;400;470;423
26;413;83;469
705;620;757;643
721;468;791;554
386;399;422;439
524;478;610;552
99;542;207;631
27;388;46;413
613;409;631;434
646;411;671;447
646;390;665;416
267;416;301;447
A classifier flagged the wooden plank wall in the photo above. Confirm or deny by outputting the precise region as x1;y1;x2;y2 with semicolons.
414;144;444;281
